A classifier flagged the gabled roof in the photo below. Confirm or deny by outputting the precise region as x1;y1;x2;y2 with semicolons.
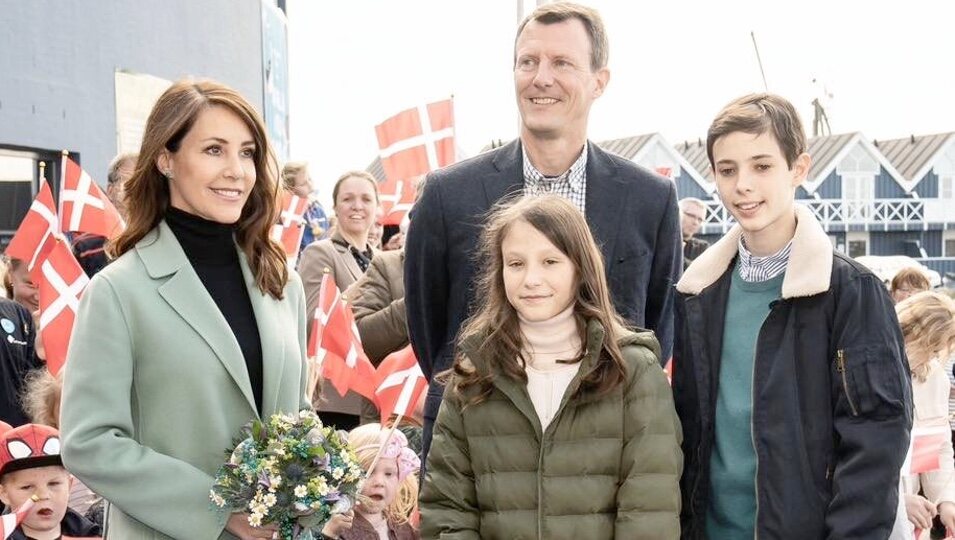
876;132;955;185
599;133;712;194
802;132;908;194
674;138;711;181
806;132;856;183
597;134;656;159
366;156;385;182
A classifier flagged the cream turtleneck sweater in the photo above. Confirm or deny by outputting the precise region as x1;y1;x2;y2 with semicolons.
519;305;583;430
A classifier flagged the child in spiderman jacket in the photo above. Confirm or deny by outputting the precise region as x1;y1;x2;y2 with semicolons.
0;422;101;539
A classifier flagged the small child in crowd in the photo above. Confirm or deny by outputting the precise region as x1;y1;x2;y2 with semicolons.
891;291;955;538
321;423;420;540
419;195;682;539
0;422;101;539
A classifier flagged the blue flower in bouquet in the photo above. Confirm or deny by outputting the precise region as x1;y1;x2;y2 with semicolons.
210;410;364;539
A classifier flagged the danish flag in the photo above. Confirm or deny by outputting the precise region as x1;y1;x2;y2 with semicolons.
307;272;341;358
37;241;88;376
58;154;125;238
5;179;60;275
374;345;427;424
318;275;377;402
375;99;455;224
0;496;36;540
270;191;308;264
902;425;950;475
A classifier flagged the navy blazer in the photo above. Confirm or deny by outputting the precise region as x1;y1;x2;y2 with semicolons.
405;139;681;428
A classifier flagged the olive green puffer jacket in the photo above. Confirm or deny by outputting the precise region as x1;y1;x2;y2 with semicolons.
420;321;682;539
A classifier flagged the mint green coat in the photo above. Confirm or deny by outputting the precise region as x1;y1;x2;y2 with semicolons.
60;222;310;539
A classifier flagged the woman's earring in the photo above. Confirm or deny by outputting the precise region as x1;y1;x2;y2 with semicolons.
164;170;174;180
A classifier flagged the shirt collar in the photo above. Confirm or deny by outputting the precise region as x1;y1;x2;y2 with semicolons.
737;236;792;275
521;144;588;192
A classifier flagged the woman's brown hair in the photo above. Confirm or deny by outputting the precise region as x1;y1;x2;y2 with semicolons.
447;195;630;406
108;79;288;298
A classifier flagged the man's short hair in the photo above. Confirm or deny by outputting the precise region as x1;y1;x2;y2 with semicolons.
679;197;706;213
107;153;138;185
706;93;806;170
515;2;608;71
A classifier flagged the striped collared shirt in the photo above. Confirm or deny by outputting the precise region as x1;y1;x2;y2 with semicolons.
522;145;587;214
737;237;792;282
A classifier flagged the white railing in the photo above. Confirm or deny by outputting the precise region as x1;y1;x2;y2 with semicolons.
701;198;947;232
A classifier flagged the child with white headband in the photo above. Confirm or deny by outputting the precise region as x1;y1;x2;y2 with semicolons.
321;423;420;540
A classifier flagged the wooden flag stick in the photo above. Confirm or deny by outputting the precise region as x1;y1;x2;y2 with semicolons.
365;414;404;478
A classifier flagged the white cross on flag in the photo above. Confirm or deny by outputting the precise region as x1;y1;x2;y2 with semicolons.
375;99;455;224
38;240;89;376
59;155;125;237
270;191;308;264
0;496;36;540
5;179;61;275
318;275;377;402
374;345;427;424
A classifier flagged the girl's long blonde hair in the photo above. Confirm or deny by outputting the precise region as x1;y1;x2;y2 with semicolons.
896;290;955;382
347;423;418;525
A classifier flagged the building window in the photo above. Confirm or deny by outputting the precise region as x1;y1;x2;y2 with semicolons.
0;150;38;235
846;231;868;258
837;146;878;222
945;231;955;257
940;175;954;200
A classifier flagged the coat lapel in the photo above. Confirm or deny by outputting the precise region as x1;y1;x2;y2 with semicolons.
583;142;625;269
331;232;365;284
484;140;525;208
138;221;258;417
239;253;286;417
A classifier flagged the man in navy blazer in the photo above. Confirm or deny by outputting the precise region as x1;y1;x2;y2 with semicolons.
405;2;682;463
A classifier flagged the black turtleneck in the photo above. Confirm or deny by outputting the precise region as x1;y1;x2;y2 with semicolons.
165;207;263;415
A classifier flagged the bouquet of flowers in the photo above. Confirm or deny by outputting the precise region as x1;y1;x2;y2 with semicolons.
210;409;364;540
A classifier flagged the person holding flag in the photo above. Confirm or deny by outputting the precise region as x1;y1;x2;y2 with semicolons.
59;79;309;540
891;291;955;537
299;171;380;430
279;161;329;255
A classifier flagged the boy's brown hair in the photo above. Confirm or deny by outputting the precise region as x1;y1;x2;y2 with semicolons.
890;267;930;295
707;93;807;170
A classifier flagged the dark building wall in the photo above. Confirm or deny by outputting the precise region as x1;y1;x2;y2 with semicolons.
871;230;942;257
875;167;909;198
0;0;266;189
675;171;710;200
913;170;939;198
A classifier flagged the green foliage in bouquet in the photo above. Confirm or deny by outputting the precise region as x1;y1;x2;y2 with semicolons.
210;410;364;540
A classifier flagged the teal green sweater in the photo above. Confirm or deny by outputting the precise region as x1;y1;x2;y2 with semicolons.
706;266;784;539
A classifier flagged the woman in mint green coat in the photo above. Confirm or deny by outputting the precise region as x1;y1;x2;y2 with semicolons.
60;80;309;540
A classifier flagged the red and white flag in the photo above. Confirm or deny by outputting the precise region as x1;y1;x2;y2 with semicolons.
37;241;88;376
374;345;427;424
375;99;455;224
5;179;60;275
903;425;950;475
270;191;308;264
317;278;377;402
59;155;125;238
1;496;36;539
307;273;341;358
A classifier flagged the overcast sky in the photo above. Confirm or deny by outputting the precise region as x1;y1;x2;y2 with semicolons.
287;0;955;206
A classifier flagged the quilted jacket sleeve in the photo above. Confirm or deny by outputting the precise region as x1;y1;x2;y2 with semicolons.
348;255;408;365
419;394;481;539
616;345;683;539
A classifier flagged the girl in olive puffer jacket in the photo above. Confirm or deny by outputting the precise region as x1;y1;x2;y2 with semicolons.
419;195;683;540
